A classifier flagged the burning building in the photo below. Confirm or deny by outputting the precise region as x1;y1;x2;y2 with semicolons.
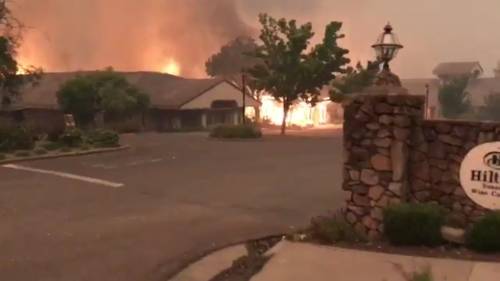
259;92;342;128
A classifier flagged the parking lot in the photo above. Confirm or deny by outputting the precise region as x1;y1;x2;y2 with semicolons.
0;130;345;281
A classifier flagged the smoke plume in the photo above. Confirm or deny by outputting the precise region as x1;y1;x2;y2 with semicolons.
10;0;500;78
12;0;252;77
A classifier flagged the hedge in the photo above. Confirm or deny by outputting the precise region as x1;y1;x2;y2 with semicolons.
0;127;35;152
210;124;262;139
384;203;445;246
86;129;120;147
467;211;500;253
60;128;84;147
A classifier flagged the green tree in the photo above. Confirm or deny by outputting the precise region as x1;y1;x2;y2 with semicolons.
330;61;379;102
57;69;150;127
0;1;42;107
205;36;264;101
246;14;350;134
480;92;500;121
206;36;260;78
438;78;471;119
56;75;97;126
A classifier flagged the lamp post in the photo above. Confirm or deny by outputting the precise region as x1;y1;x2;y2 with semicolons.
371;23;404;87
425;83;430;119
241;73;247;124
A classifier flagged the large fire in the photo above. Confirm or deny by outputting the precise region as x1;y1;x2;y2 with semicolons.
260;95;332;128
161;59;181;76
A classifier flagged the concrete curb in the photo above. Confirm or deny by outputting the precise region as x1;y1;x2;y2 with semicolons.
167;244;248;281
163;234;285;281
0;145;130;165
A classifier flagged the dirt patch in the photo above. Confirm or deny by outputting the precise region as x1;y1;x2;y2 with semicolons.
209;236;282;281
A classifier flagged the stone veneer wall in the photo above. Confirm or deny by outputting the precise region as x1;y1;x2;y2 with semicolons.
343;94;499;239
409;120;499;222
343;94;424;239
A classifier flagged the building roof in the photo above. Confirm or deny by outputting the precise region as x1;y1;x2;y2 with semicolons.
432;62;483;77
15;71;255;110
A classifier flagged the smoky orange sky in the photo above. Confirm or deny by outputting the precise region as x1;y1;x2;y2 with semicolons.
11;0;500;79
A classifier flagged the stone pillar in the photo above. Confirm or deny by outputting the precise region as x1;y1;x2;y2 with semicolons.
342;94;425;239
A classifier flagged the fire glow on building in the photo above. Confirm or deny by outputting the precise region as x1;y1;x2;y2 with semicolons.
259;95;333;128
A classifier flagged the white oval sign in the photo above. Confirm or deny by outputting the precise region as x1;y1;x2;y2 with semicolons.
460;142;500;210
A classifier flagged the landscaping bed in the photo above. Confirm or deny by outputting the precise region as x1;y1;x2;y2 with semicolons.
0;127;123;163
292;205;500;263
209;236;282;281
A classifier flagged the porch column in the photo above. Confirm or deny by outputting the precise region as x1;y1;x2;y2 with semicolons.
173;116;181;129
201;112;208;128
233;110;240;125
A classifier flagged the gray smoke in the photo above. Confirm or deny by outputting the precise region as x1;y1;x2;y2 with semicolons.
10;0;500;78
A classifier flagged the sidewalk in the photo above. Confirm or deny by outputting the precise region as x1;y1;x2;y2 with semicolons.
252;241;500;281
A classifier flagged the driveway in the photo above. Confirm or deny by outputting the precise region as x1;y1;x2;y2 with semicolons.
0;131;345;281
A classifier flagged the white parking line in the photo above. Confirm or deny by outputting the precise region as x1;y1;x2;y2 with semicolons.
2;164;124;188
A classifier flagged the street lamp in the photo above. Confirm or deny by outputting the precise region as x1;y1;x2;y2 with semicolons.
371;23;405;88
371;23;403;71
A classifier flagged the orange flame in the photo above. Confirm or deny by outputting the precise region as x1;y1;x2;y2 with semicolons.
161;59;181;76
260;95;331;127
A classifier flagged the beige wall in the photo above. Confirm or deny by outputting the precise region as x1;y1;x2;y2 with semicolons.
181;82;259;110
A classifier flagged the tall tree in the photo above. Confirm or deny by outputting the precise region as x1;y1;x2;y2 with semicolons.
205;36;264;100
330;61;379;102
57;69;150;127
438;77;471;119
206;36;260;77
246;14;350;134
0;0;42;107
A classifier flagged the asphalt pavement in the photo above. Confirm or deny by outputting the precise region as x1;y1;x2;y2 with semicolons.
0;130;345;281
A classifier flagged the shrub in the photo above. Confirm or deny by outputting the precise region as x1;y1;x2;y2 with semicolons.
0;153;5;160
47;130;63;142
467;211;500;253
384;203;445;246
86;129;120;147
14;151;31;157
0;127;35;152
60;147;72;153
10;127;35;150
60;128;83;147
310;213;366;244
0;128;9;152
42;142;63;151
210;124;262;139
80;144;91;151
34;148;48;155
